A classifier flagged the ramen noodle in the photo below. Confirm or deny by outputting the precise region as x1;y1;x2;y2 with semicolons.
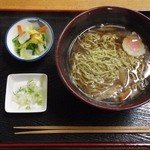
68;25;150;102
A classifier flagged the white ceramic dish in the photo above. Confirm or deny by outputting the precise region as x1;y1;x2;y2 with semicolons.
6;17;54;62
5;73;48;113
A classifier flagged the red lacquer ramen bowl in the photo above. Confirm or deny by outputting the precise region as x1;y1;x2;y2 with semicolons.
55;6;150;111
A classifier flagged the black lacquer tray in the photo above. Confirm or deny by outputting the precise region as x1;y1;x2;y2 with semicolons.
0;11;150;150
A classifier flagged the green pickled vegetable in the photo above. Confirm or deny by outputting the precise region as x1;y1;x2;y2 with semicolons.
12;25;47;59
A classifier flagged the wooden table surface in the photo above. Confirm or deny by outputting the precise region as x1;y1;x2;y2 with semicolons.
0;0;150;11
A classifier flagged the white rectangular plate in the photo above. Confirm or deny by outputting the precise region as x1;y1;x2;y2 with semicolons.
5;73;47;113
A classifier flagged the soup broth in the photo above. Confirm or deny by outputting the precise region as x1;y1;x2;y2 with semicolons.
68;25;150;103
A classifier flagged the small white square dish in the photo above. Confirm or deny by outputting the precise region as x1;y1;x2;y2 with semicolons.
5;73;47;113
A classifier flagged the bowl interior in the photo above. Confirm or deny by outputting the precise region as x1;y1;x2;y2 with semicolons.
56;6;150;110
6;17;54;62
